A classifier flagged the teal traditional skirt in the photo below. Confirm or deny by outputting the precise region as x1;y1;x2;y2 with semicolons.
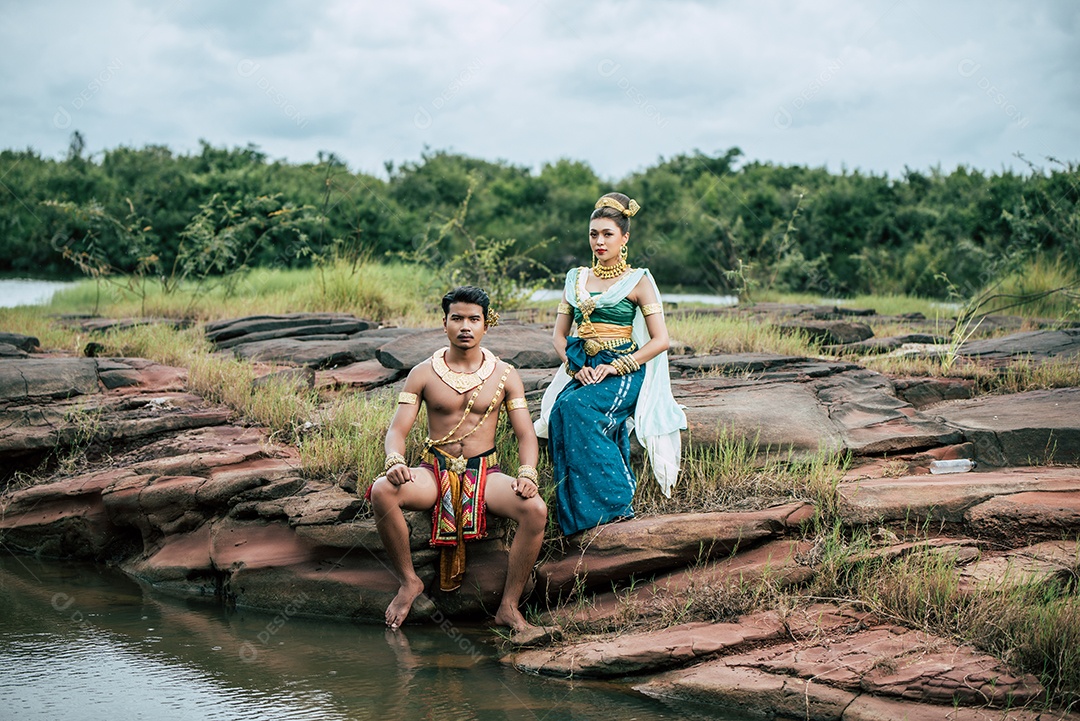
549;337;645;536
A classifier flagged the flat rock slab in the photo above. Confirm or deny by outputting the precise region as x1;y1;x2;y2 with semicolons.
891;376;976;409
204;313;376;343
965;490;1080;540
775;320;874;345
376;325;561;370
674;365;960;456
315;359;403;391
958;540;1080;591
933;387;1080;466
637;623;1043;715
0;357;100;400
538;503;812;593
512;612;786;678
837;466;1080;526
548;539;813;627
669;353;813;376
960;328;1080;365
0;332;40;351
228;337;387;368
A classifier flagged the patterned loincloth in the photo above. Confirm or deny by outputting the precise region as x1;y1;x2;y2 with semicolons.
424;448;499;592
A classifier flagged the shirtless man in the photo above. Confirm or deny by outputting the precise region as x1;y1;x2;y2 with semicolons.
368;286;547;632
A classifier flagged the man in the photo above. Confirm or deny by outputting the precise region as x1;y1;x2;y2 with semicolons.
368;286;547;633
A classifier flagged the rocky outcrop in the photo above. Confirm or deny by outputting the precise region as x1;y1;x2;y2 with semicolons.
3;309;1080;719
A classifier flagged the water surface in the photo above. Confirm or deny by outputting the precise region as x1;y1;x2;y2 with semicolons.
0;554;738;721
0;278;76;308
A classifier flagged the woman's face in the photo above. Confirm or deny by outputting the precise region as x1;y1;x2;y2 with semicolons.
589;217;628;264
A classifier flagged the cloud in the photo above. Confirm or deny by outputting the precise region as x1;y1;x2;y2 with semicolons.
0;0;1076;179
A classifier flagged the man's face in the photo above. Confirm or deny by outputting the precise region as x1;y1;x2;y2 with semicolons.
443;301;486;349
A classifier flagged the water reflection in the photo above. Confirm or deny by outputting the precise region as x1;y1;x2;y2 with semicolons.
0;555;721;721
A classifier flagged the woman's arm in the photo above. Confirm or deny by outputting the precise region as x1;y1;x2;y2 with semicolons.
552;293;573;362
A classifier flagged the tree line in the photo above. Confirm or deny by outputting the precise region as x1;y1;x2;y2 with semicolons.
1;136;1076;299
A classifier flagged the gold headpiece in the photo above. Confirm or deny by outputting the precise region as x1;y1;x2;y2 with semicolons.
486;308;500;327
595;196;641;217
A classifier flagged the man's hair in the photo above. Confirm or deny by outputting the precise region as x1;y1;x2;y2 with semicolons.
441;286;490;317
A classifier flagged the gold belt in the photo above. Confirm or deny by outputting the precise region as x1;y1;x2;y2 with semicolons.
582;338;637;356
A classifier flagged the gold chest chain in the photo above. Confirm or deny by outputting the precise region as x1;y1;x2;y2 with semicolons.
424;365;512;472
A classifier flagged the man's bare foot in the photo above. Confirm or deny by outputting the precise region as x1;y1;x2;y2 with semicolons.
492;605;533;634
385;577;426;629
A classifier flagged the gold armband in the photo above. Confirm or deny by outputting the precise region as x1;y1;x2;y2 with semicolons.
556;301;572;315
505;397;528;411
397;392;418;405
641;303;663;316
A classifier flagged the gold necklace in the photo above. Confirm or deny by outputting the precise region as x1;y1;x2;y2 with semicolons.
592;257;628;280
432;348;496;393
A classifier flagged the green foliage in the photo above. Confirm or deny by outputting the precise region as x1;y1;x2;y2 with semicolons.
3;141;1078;306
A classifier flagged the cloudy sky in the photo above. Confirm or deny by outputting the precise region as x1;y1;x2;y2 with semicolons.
2;0;1077;180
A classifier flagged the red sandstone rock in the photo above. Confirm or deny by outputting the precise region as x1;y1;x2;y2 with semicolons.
538;503;812;594
315;359;403;390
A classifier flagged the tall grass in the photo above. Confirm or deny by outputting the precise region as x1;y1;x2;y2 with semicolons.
44;260;441;326
666;313;821;356
633;428;847;520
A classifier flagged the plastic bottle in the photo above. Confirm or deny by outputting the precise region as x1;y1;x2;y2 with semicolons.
929;459;976;475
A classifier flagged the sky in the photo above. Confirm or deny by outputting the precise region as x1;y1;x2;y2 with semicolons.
2;0;1077;180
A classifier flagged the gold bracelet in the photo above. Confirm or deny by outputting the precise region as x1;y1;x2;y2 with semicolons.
398;392;418;405
517;465;539;483
556;301;572;315
384;453;406;473
565;362;577;377
641;303;663;316
505;397;528;411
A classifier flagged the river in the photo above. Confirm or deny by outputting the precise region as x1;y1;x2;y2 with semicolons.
0;278;76;308
0;554;741;721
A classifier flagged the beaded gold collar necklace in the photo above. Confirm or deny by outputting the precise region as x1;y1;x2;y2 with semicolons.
592;257;629;280
431;347;496;393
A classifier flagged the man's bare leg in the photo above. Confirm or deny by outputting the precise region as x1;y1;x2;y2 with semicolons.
369;469;438;629
484;472;548;632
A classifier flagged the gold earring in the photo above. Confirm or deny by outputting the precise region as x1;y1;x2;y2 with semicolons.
619;245;628;260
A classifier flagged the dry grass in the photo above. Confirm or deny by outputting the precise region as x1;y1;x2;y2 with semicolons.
667;313;821;356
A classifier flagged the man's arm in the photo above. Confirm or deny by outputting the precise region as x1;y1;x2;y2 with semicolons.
384;366;425;485
503;368;539;498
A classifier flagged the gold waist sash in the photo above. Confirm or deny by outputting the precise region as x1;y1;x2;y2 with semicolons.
578;322;633;340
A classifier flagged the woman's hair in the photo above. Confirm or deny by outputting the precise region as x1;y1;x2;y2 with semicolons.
590;191;633;235
441;285;490;317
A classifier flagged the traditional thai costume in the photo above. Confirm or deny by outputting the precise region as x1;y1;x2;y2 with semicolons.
535;267;686;536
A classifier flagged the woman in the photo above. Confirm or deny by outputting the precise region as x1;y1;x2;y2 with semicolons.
535;192;686;537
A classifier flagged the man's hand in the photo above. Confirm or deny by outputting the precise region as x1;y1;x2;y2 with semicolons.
386;463;413;486
512;475;538;498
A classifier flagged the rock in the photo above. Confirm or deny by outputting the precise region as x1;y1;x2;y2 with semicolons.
669;353;812;377
960;328;1080;365
827;334;948;355
548;539;813;627
837;466;1080;526
0;332;40;351
933;388;1080;466
964;491;1080;540
537;504;811;594
776;320;874;345
676;366;961;457
957;540;1080;591
638;623;1044;713
204;313;375;343
252;366;316;391
891;377;976;409
315;360;403;391
229;338;386;368
513;612;787;678
0;357;99;400
212;320;375;349
0;342;27;358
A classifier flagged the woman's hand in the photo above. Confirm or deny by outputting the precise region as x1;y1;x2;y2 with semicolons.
574;364;616;385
